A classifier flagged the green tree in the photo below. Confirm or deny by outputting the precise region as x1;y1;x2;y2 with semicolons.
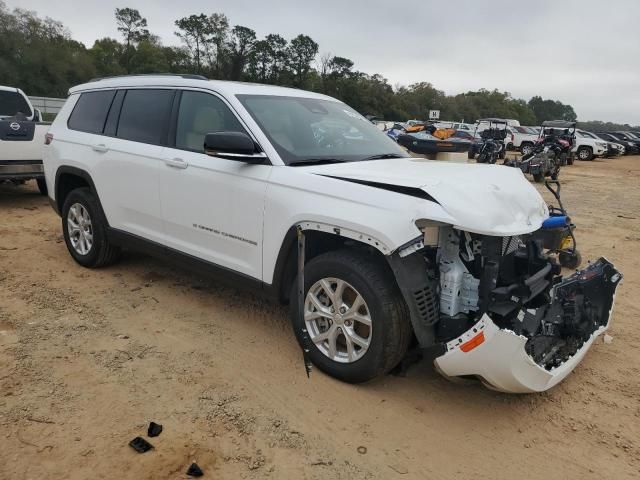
0;4;95;96
528;96;577;123
174;14;214;74
129;35;170;74
204;13;229;78
247;39;272;82
265;34;288;83
90;38;125;77
286;34;318;87
227;25;256;80
114;7;149;73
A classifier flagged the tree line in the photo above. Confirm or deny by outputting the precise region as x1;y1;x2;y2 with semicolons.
0;2;636;129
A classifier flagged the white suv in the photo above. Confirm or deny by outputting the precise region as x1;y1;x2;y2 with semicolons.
573;129;609;161
43;75;621;393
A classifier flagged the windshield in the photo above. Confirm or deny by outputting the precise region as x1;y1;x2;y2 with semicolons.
236;94;407;165
0;90;32;117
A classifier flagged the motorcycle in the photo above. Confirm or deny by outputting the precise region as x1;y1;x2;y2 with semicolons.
509;120;576;182
468;118;508;164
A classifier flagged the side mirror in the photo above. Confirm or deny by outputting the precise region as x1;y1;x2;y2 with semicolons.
33;108;43;122
204;131;267;163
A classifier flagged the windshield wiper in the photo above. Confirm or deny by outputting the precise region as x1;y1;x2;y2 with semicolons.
288;158;348;167
361;153;407;161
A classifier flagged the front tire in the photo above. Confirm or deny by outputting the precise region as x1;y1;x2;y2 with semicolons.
577;146;593;161
61;188;120;268
290;249;411;383
520;143;534;156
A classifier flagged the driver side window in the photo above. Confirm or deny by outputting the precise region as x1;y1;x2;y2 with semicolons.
175;91;246;152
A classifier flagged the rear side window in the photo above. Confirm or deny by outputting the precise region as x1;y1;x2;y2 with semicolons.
175;91;245;152
0;90;32;117
116;89;174;145
68;90;116;134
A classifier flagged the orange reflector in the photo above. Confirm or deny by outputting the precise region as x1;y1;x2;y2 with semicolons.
460;331;485;353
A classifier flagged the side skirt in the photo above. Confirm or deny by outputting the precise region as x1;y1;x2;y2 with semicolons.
107;228;277;301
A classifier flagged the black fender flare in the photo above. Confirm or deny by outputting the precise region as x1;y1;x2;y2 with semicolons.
53;165;99;215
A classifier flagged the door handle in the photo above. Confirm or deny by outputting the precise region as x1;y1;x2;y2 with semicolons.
164;157;189;169
92;143;108;153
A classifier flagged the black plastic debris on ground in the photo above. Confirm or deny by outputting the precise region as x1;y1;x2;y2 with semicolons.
186;463;204;477
147;421;163;437
129;436;154;453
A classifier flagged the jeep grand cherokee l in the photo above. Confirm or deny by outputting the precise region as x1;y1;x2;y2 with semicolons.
43;75;621;393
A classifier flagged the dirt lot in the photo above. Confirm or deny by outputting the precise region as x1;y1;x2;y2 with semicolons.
1;156;639;480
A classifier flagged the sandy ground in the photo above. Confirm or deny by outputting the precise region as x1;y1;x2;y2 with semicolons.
1;156;639;480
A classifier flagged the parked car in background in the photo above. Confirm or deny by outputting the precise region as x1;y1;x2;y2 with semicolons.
0;85;50;194
506;125;539;155
617;131;640;143
436;121;474;132
608;132;640;153
578;131;623;157
594;132;637;155
572;129;608;161
450;130;475;141
42;74;621;393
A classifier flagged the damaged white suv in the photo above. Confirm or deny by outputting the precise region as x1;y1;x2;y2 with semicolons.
44;75;621;393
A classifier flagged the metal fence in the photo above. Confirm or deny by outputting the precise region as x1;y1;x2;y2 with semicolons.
28;96;66;115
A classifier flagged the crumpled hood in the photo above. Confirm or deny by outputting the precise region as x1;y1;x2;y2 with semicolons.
304;158;548;236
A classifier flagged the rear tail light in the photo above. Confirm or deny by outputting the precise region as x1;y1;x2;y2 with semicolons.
45;133;53;145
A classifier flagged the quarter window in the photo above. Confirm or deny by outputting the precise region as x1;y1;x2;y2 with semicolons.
68;90;116;134
175;91;246;152
116;89;174;145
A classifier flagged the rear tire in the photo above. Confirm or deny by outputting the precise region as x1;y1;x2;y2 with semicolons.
36;178;48;196
61;187;120;268
533;173;544;183
290;249;411;383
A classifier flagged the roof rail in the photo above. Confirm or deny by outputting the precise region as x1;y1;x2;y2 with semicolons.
88;73;208;82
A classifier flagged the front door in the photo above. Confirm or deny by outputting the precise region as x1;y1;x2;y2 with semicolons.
159;89;271;280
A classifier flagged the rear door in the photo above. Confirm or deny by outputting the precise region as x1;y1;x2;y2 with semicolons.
159;89;271;280
91;88;175;243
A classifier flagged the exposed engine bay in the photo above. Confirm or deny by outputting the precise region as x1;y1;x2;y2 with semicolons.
390;225;622;392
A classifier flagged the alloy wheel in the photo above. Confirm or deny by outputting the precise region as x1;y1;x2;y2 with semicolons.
67;203;93;255
304;278;372;363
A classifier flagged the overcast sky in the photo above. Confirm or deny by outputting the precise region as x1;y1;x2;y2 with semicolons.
8;0;640;124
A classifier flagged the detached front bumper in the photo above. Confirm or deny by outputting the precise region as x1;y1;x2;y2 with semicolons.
434;258;621;393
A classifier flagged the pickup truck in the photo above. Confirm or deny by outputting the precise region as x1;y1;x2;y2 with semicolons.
0;85;50;194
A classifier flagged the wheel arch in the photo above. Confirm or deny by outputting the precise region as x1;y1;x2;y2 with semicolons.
269;223;394;305
54;166;98;215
